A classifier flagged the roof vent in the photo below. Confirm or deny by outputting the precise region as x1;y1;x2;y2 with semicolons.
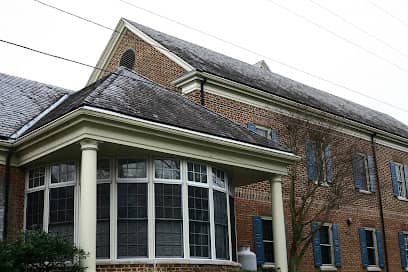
253;60;271;72
119;49;136;70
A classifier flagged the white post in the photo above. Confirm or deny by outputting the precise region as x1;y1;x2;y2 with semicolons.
271;175;288;272
79;140;98;272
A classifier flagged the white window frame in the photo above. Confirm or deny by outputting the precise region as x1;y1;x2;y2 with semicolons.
319;223;335;269
364;227;379;269
395;163;407;199
260;217;275;267
356;153;371;193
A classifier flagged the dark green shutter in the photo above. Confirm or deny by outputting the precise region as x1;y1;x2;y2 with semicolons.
311;222;322;267
247;123;257;132
271;129;278;144
352;153;362;190
376;229;385;268
359;228;368;268
324;145;332;183
252;216;265;265
367;155;376;192
399;231;407;268
306;140;316;181
390;161;399;197
332;224;342;267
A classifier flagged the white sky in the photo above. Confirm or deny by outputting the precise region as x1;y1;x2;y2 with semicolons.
1;0;408;125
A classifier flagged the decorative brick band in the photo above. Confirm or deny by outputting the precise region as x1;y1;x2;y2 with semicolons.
96;263;240;272
235;187;271;202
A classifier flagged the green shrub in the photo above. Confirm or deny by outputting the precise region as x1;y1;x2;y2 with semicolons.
0;230;87;272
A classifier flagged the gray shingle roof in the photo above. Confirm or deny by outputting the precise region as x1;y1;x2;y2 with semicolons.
31;67;289;151
128;20;408;139
0;72;70;139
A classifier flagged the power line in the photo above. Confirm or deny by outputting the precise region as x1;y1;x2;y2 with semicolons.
262;0;408;74
367;0;408;29
305;0;408;59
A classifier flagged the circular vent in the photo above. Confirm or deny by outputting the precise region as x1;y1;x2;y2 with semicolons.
119;49;136;69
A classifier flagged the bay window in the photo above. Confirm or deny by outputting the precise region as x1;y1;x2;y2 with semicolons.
25;157;236;263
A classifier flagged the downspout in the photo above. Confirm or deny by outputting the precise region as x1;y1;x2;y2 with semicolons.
200;78;207;106
3;148;13;240
371;133;389;271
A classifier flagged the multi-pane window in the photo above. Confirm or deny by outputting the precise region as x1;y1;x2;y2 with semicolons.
319;225;333;265
118;159;146;179
262;219;275;263
154;159;180;180
213;168;226;189
397;164;407;198
214;190;229;259
365;229;377;266
187;162;207;184
353;153;371;192
117;183;148;257
28;168;45;189
51;163;76;184
306;141;332;184
188;186;210;258
155;183;183;257
359;228;384;269
390;162;408;199
26;168;45;230
398;231;408;268
96;159;111;259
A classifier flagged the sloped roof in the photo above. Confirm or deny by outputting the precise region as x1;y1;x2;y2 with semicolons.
0;72;70;139
31;67;288;151
127;20;408;139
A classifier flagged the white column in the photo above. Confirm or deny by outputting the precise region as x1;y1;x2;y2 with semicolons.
79;140;98;272
271;175;288;272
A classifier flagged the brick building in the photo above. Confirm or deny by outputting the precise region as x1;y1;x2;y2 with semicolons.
2;18;408;272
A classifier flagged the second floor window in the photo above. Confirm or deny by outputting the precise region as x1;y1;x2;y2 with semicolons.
306;141;332;184
390;162;408;199
352;153;376;192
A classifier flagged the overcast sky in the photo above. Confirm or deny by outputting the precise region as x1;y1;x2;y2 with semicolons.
1;0;408;125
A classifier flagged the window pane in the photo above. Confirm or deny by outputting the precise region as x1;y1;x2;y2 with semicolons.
356;154;369;190
264;241;275;263
26;191;44;230
255;127;268;138
28;168;45;188
189;186;210;258
229;196;237;262
214;191;229;259
97;183;110;259
118;159;146;179
48;186;74;243
213;168;226;188
187;162;207;183
365;230;374;247
367;248;376;265
155;184;183;257
117;183;147;257
50;163;76;184
320;226;330;244
321;245;332;265
262;219;273;241
97;159;111;180
154;159;180;180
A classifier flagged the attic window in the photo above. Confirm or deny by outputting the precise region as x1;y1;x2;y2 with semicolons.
119;49;136;70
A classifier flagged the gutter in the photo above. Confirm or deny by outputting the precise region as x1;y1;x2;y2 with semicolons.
200;78;207;106
371;133;389;271
3;148;13;240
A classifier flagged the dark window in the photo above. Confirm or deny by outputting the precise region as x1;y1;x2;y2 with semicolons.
96;183;110;259
118;159;146;179
187;162;207;183
262;219;274;263
51;163;76;184
213;168;226;188
320;226;332;265
117;183;148;257
188;186;210;258
119;49;135;70
154;159;180;180
366;230;377;266
155;183;183;257
354;154;370;191
214;191;229;259
97;159;111;180
48;186;75;243
230;195;237;262
26;190;44;230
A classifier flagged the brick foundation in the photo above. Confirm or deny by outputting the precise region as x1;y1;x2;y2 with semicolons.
96;263;240;272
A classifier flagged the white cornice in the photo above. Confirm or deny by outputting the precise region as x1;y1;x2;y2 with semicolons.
87;18;194;85
173;71;408;150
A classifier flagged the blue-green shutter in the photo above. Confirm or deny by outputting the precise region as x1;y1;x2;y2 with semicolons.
367;155;376;192
376;229;385;268
390;162;399;197
404;165;408;198
247;123;257;132
359;228;368;268
324;145;332;183
306;140;316;181
352;153;362;190
332;224;342;267
311;222;322;267
271;129;279;144
399;231;407;268
252;216;265;265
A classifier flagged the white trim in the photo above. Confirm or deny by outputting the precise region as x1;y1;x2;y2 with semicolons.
208;165;216;260
96;258;239;266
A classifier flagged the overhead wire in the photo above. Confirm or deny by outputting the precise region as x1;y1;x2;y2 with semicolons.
367;0;408;29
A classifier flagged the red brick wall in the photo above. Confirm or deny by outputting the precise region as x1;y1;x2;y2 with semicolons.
96;263;239;272
6;165;25;240
102;28;187;90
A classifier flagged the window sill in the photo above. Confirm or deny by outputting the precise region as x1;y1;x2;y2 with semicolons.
397;196;408;202
359;190;372;195
320;265;337;271
262;263;275;269
367;266;382;271
96;258;239;266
